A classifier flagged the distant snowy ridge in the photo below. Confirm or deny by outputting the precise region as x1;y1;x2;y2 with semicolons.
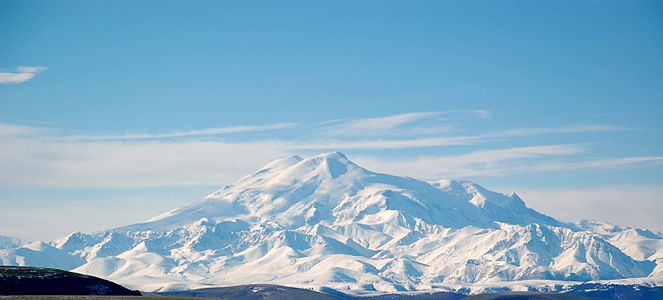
1;152;661;293
0;235;22;249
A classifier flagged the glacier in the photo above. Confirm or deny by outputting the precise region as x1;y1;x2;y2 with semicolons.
1;152;661;293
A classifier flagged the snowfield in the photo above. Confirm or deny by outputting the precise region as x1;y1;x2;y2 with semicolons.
0;235;22;250
1;152;662;294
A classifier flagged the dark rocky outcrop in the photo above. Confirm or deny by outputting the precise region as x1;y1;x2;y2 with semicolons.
0;266;140;295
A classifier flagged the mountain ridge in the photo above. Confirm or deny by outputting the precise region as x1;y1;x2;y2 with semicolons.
0;235;21;250
1;152;661;293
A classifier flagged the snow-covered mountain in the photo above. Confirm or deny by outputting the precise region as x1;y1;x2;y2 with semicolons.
0;235;21;249
1;152;661;293
0;241;84;270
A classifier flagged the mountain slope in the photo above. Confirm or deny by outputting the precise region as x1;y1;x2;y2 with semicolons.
1;152;660;293
122;152;565;234
0;241;85;270
0;236;21;250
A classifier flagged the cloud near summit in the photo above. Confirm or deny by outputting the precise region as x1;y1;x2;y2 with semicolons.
0;113;653;189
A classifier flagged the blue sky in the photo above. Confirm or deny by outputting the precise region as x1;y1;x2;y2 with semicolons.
1;0;662;241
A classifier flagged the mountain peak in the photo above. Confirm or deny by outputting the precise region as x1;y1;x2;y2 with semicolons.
258;155;304;171
314;151;348;160
300;151;355;178
0;235;22;249
4;152;660;293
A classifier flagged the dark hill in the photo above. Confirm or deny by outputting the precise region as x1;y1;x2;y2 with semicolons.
159;283;663;300
160;284;339;300
0;266;140;295
159;284;464;300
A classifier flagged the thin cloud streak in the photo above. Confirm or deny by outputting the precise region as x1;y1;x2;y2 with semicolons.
354;147;661;180
0;137;289;188
1;136;660;188
294;123;626;150
320;111;445;137
3;108;625;151
319;110;490;137
63;123;299;141
288;136;481;150
0;117;654;188
529;156;663;171
354;145;585;179
1;120;627;150
0;122;47;137
492;124;630;138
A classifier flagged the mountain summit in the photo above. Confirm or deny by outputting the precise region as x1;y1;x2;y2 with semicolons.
126;152;562;233
1;152;660;293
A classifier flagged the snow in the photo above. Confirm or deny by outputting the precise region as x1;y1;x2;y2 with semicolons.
0;235;22;249
0;241;84;270
2;152;662;293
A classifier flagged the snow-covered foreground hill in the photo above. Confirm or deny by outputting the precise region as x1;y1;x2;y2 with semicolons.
2;152;662;293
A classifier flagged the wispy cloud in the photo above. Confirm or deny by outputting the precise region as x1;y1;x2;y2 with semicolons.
0;112;657;241
0;114;654;188
527;156;663;171
354;146;662;180
0;122;48;137
492;124;629;138
0;66;48;85
64;123;298;141
299;122;624;150
321;111;444;136
320;110;488;137
354;145;585;179
465;109;491;119
292;136;480;150
443;144;585;164
14;111;624;148
0;137;289;188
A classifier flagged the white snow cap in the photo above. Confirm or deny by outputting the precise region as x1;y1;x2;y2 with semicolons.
2;152;660;293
